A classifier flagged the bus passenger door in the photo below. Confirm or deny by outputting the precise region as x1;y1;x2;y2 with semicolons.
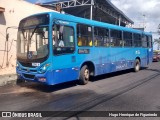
52;21;78;84
147;36;153;64
147;48;152;64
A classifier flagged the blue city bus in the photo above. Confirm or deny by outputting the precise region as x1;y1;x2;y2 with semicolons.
16;12;153;85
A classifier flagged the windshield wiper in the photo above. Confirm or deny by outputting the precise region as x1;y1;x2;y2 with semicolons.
26;25;39;60
29;25;39;41
21;29;27;41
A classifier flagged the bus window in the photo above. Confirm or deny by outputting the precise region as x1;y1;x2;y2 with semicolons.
123;31;132;47
110;29;122;47
77;24;92;46
94;27;109;47
142;35;148;48
148;36;152;48
53;25;75;55
133;33;142;47
104;29;109;47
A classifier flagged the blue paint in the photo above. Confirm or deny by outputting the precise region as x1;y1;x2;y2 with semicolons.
16;12;153;85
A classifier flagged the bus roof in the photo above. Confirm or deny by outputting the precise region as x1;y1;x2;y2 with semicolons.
21;12;152;36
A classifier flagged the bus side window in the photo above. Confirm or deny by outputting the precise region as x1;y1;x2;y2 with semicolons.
148;36;152;48
94;27;109;47
142;35;148;48
133;34;142;47
123;31;132;47
110;29;122;47
77;24;93;47
94;27;103;46
104;29;109;47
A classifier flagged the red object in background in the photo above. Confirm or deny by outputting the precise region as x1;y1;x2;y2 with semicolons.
153;51;160;62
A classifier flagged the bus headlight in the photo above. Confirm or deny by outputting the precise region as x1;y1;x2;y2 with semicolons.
38;63;50;74
16;62;21;71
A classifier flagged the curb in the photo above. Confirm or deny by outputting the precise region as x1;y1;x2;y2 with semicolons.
0;74;17;86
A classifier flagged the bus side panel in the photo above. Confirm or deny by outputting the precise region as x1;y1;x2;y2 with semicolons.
91;47;134;76
133;48;150;67
90;47;149;76
50;68;79;85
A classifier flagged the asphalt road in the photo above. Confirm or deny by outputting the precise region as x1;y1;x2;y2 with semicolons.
0;62;160;120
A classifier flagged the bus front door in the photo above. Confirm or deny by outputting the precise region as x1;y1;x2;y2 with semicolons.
52;21;78;84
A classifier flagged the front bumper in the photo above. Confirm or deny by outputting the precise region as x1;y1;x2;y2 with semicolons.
16;70;53;85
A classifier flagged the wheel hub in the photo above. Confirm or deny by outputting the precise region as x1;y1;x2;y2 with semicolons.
84;69;89;79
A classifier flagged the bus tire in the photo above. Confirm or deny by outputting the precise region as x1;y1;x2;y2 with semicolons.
79;65;90;85
134;59;140;72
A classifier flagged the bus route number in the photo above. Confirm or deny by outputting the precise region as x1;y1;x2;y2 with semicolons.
78;49;90;54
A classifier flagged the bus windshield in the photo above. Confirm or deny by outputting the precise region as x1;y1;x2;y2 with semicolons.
17;26;49;61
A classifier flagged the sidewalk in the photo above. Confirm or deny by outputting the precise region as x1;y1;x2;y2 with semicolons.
0;74;17;86
0;66;17;86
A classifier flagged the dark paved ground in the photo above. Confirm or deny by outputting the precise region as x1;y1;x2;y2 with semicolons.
0;62;160;120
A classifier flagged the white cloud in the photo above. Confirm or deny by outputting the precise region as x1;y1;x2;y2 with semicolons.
111;0;160;49
111;0;160;32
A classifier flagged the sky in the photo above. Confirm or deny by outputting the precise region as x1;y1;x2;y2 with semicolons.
111;0;160;32
26;0;160;49
110;0;160;49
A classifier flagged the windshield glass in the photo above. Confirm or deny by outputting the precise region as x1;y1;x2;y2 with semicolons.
17;26;49;61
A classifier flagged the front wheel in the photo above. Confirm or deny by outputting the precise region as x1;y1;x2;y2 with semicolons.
79;65;90;85
134;59;140;72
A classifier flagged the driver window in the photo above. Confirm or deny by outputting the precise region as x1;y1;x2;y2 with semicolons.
52;24;75;55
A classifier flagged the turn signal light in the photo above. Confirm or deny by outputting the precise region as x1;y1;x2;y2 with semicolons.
38;77;46;82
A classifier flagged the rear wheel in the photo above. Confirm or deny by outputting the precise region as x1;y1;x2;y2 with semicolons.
134;59;140;72
79;65;90;85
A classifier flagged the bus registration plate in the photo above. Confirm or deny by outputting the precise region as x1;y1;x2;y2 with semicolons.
32;63;40;67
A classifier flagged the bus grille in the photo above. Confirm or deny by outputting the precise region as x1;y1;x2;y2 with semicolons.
19;62;36;68
22;68;37;73
23;74;35;79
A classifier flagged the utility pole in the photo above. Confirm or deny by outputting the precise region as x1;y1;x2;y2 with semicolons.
142;14;146;29
90;0;94;20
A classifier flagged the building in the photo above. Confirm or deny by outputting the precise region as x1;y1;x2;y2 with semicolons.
42;0;134;27
0;0;54;75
